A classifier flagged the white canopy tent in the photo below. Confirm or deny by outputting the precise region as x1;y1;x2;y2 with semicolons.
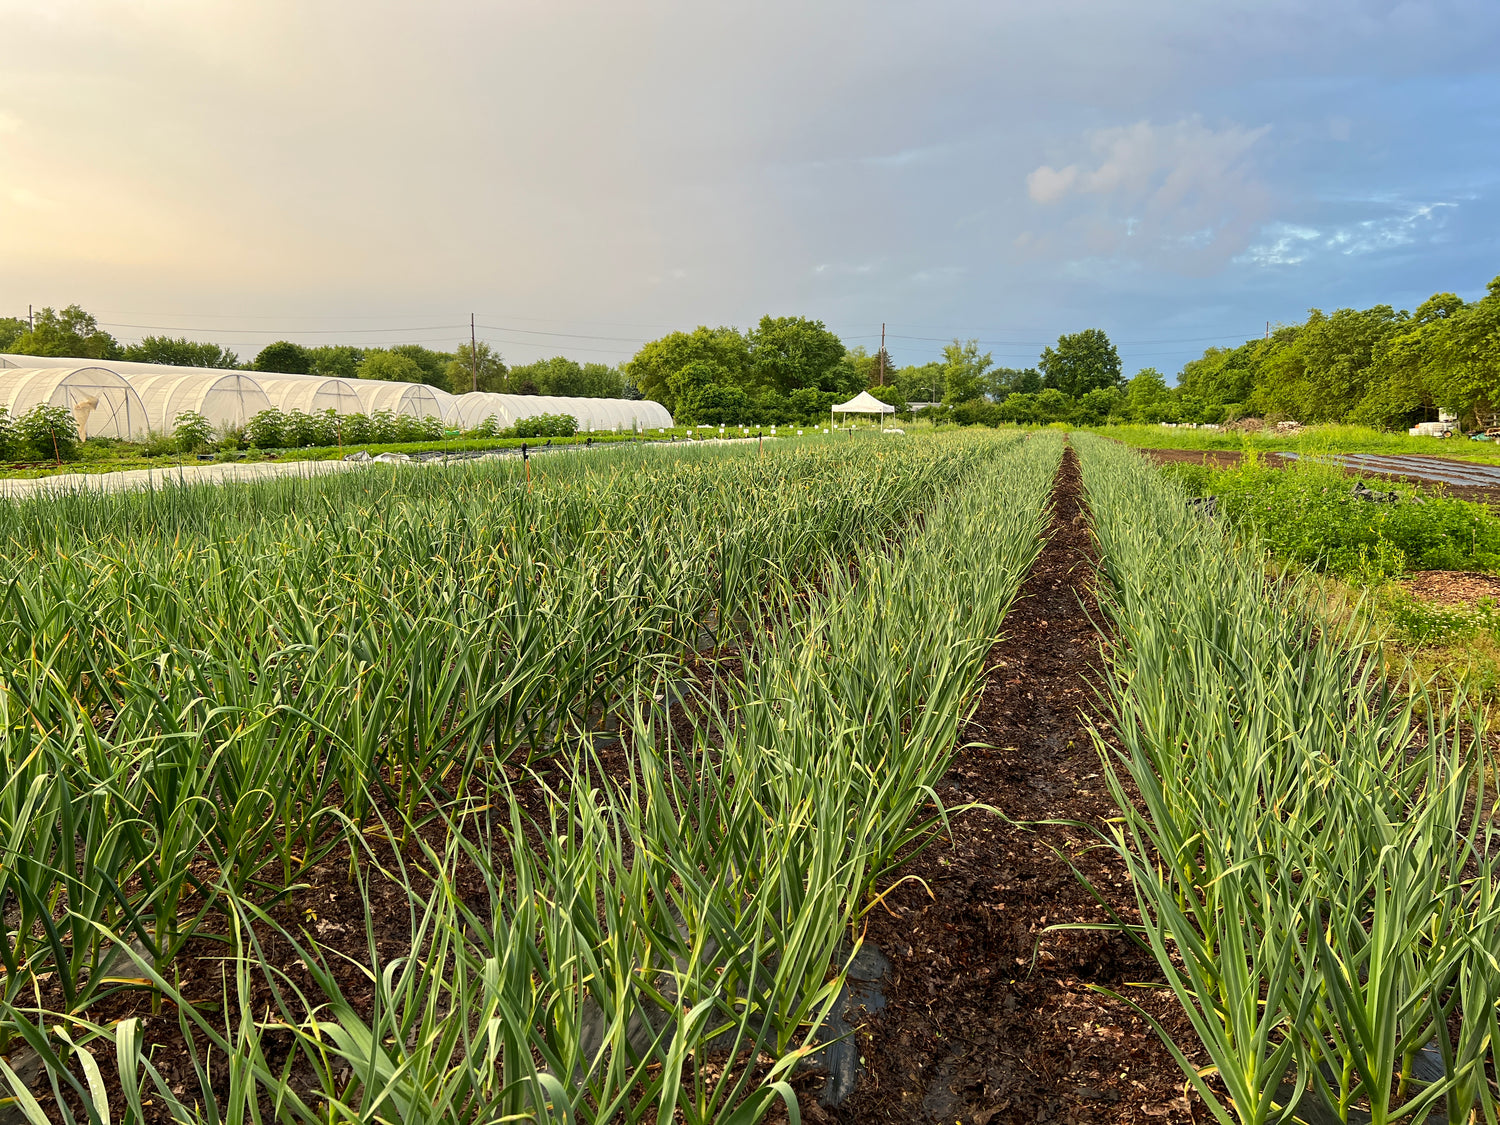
125;369;272;434
830;390;896;429
0;367;151;440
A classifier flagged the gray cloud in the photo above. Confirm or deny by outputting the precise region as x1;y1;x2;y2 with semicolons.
0;0;1496;374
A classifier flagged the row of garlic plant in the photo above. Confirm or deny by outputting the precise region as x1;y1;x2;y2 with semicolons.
13;432;1064;1123
1074;432;1500;1125
0;437;988;1054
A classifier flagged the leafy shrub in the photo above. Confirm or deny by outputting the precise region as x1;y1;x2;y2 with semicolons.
514;413;578;438
473;415;502;438
140;431;178;457
0;407;14;461
245;407;286;448
174;411;215;453
17;403;79;461
1179;459;1500;580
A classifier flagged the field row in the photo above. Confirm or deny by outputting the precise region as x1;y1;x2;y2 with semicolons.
1078;433;1500;1124
2;433;1061;1122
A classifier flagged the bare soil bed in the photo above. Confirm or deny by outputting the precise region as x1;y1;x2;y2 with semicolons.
829;450;1206;1124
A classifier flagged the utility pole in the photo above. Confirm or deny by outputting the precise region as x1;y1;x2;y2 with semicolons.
1265;321;1270;340
470;313;479;392
877;323;886;387
28;304;33;332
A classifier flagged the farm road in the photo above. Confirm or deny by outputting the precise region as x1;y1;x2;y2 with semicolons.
829;448;1202;1125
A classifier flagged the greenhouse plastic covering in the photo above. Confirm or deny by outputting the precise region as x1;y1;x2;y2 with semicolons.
125;369;273;434
349;379;447;419
1;354;672;435
253;374;363;415
0;366;150;440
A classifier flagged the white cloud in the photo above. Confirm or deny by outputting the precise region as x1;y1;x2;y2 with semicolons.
1023;118;1272;270
1242;202;1456;267
1026;164;1078;204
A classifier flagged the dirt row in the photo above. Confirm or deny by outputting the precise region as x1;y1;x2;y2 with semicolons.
830;448;1206;1124
32;450;1208;1124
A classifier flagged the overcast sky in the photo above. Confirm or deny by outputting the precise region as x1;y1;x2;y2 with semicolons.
2;0;1497;377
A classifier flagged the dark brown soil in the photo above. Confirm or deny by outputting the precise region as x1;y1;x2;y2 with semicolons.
828;448;1206;1125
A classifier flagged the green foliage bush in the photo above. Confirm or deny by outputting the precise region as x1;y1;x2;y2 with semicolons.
245;408;448;449
16;404;80;461
173;411;215;453
514;413;578;438
1165;458;1500;579
0;407;14;461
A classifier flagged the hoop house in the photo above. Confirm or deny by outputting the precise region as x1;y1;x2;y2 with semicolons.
255;375;363;415
125;369;272;434
501;395;673;432
0;366;149;440
349;380;447;420
447;392;512;431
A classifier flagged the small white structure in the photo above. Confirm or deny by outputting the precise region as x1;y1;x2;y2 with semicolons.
126;369;273;434
349;379;448;420
0;366;150;440
1411;410;1461;438
831;390;896;429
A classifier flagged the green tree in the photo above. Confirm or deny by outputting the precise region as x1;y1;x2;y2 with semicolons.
895;362;945;404
445;341;507;394
985;367;1042;400
626;326;751;410
678;382;751;426
0;317;25;351
1124;367;1170;420
1078;386;1125;424
748;315;848;396
307;345;365;380
388;344;453;387
123;336;239;368
254;341;312;374
1176;343;1261;410
358;350;425;382
941;338;993;404
1039;329;1122;398
868;382;909;413
1423;278;1500;420
1250;306;1405;422
9;305;121;360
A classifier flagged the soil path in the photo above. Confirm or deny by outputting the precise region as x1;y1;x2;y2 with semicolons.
829;447;1203;1124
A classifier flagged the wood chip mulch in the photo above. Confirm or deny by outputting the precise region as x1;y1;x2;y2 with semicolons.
1399;570;1500;605
821;447;1209;1125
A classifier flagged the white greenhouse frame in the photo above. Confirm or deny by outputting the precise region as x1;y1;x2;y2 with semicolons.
124;369;273;434
0;366;150;440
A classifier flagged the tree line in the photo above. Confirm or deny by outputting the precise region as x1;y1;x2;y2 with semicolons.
17;284;1495;430
0;308;634;400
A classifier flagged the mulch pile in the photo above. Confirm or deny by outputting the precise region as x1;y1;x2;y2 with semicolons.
1399;570;1500;606
827;448;1207;1125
